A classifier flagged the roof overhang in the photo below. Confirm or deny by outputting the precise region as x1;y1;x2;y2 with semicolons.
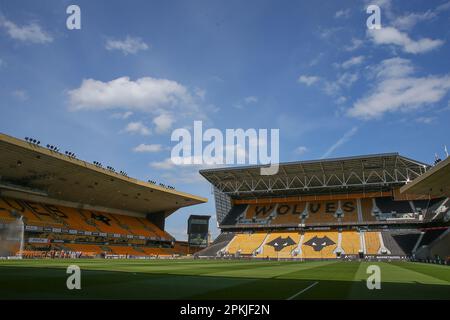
200;153;429;199
0;133;207;215
400;156;450;197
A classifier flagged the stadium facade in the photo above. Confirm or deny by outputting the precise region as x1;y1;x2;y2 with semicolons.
198;154;450;262
0;133;207;258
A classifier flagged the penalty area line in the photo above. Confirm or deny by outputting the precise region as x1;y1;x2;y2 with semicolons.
286;281;319;300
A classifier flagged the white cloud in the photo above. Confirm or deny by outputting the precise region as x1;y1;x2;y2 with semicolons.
318;27;343;39
68;76;194;113
235;96;259;109
335;9;351;19
345;38;364;51
244;96;258;104
294;146;308;155
391;2;450;31
416;116;436;124
298;75;320;86
348;58;450;119
133;143;163;152
12;90;28;101
369;57;415;79
392;11;436;30
336;96;347;104
436;1;450;12
0;16;52;44
324;72;359;96
111;111;133;119
151;140;257;171
367;27;444;54
153;113;175;134
309;52;324;66
321;127;358;159
339;56;365;69
105;36;149;55
150;158;177;170
123;121;151;135
194;88;206;100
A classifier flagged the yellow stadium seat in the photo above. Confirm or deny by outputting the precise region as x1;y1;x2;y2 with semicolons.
257;232;300;258
341;231;361;254
301;231;339;259
227;233;267;255
364;231;381;254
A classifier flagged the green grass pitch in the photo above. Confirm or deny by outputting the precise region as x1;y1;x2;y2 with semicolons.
0;259;449;299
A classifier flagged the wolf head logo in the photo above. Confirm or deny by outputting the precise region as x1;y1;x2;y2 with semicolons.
303;236;335;251
266;236;296;251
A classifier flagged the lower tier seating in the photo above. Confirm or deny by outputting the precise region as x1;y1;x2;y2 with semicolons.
341;231;361;254
301;231;339;259
226;233;267;255
364;231;381;254
0;197;171;240
257;232;300;258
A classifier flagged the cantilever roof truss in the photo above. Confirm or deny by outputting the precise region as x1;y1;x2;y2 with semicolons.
200;153;429;198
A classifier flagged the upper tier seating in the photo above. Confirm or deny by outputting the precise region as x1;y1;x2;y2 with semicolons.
376;197;412;214
270;203;304;225
360;198;378;222
413;198;446;216
303;201;340;224
226;233;267;255
221;204;247;225
339;200;359;223
245;204;275;220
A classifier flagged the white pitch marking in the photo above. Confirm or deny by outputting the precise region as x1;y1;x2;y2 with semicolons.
286;281;319;300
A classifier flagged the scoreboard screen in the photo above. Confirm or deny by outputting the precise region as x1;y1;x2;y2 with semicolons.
187;215;210;247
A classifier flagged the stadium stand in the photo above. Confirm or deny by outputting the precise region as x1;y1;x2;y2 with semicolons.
304;201;339;224
257;232;300;258
194;233;235;257
245;204;275;220
221;204;247;225
301;231;338;259
341;231;360;255
360;198;378;222
364;231;381;254
0;133;208;259
376;197;413;214
381;231;407;255
388;230;422;255
339;200;359;223
199;153;450;262
226;233;267;255
416;228;447;247
270;203;304;225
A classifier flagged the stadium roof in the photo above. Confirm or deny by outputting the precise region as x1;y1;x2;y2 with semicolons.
0;133;207;216
200;153;430;199
400;156;450;197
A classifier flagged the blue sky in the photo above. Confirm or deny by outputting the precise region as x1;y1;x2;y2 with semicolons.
0;0;449;240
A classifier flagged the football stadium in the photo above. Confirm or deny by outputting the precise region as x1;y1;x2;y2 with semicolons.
0;133;449;300
1;0;450;313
